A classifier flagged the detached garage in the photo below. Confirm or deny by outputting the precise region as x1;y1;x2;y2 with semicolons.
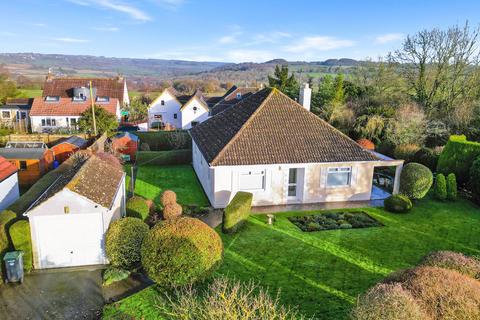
24;154;126;269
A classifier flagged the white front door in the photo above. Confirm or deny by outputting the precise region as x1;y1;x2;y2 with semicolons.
33;213;105;269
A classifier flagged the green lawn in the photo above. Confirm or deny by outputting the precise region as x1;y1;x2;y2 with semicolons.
17;89;42;97
103;197;480;319
127;164;209;207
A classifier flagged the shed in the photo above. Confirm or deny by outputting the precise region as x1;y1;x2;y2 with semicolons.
51;136;88;163
0;147;54;186
112;132;139;162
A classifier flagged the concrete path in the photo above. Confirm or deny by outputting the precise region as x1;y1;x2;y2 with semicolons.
252;199;384;214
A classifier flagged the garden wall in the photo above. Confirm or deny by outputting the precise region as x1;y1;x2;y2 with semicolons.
136;150;192;166
437;135;480;184
135;131;191;151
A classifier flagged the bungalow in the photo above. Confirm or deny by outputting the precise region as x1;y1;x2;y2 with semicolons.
51;136;89;163
0;142;54;186
190;87;403;209
0;156;19;211
24;154;126;269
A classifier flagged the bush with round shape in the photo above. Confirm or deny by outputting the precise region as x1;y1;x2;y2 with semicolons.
446;173;457;201
163;203;182;220
160;190;177;207
394;144;421;162
351;283;427;320
413;147;438;171
141;217;223;287
401;266;480;320
434;173;447;201
356;138;375;151
106;217;149;270
384;194;413;213
420;251;480;280
399;163;433;200
126;196;149;221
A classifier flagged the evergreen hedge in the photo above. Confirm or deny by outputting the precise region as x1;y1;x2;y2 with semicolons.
413;147;438;172
469;156;480;204
399;163;433;200
437;135;480;184
222;192;253;234
9;220;32;272
134;131;191;151
447;173;457;201
434;174;447;201
136;150;192;166
126;196;150;221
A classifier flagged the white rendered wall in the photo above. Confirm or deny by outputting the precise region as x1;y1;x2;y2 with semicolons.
0;173;19;211
180;98;209;129
192;141;214;205
147;91;182;129
30;116;81;133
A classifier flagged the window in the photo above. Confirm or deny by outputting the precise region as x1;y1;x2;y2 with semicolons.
19;161;27;171
288;168;298;197
239;170;265;190
96;96;110;103
161;100;165;105
326;167;352;187
72;96;85;102
41;119;46;126
173;113;177;119
1;111;10;118
45;96;60;102
41;118;56;126
191;121;199;127
70;118;77;125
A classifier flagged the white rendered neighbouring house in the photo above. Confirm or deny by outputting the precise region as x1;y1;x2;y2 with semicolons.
24;154;126;269
190;87;404;209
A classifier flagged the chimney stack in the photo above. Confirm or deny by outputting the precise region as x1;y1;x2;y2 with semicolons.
299;83;311;112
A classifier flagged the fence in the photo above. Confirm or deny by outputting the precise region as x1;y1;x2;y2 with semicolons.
0;133;90;147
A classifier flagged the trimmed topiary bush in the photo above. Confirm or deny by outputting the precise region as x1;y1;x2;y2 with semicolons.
446;173;457;201
163;203;182;220
420;251;480;280
105;217;149;270
437;135;480;184
126;196;149;221
399;163;433;200
384;194;413;213
351;283;427;320
434;173;447;201
469;156;480;204
161;190;177;207
141;217;223;287
222;192;253;234
9;220;32;272
413;147;438;171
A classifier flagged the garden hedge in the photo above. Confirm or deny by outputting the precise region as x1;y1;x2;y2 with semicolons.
106;217;149;270
9;220;32;272
384;194;413;213
126;196;150;221
399;163;433;200
222;192;253;234
0;210;17;280
136;150;192;166
394;144;420;163
134;131;191;151
437;135;480;184
469;156;480;204
447;173;457;201
141;217;223;287
434;173;447;201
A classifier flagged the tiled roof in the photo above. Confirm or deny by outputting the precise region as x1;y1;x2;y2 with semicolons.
114;131;139;142
55;136;88;148
30;97;118;116
191;88;380;166
29;154;124;210
0;156;17;183
42;77;126;101
210;87;259;116
0;148;47;160
5;98;34;106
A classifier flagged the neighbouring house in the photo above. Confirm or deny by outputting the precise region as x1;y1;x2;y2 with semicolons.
191;86;404;208
0;142;54;186
24;154;126;269
111;131;139;162
51;136;89;163
0;98;33;131
210;86;259;116
0;156;19;211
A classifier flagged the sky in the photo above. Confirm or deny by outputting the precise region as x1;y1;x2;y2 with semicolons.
1;0;480;63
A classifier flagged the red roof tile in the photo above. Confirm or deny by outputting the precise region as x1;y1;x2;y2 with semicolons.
30;97;118;117
0;156;17;183
42;77;126;102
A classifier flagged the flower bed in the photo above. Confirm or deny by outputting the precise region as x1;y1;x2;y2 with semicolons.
288;211;382;232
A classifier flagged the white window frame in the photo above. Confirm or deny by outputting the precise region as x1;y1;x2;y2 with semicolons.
238;169;266;191
1;110;11;118
326;167;352;188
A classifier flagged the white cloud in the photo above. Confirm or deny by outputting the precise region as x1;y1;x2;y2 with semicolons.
93;26;120;32
52;37;89;43
375;33;404;44
67;0;151;21
218;35;237;44
285;36;355;53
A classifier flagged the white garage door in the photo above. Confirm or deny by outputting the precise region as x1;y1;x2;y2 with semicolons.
33;213;105;269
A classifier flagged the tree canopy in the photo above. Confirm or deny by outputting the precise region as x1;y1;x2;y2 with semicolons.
78;105;118;135
268;65;299;100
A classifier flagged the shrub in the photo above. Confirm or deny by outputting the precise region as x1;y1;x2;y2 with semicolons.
469;156;480;204
401;266;480;320
420;251;480;280
437;135;480;184
351;283;426;320
163;203;183;220
126;196;149;221
157;276;302;320
105;218;149;270
0;210;16;281
161;190;177;206
399;163;433;200
446;173;457;201
222;192;253;234
384;194;413;213
103;267;130;286
394;144;421;162
434;173;447;201
136;150;191;166
356;138;375;150
141;217;223;287
413;147;438;171
9;220;32;272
